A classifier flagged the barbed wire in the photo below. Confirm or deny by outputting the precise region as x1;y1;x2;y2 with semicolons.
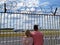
0;1;60;15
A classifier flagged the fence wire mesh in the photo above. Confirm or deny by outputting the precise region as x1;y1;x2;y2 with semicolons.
0;13;60;45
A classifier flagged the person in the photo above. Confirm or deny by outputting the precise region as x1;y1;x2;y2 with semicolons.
22;30;33;45
30;25;44;45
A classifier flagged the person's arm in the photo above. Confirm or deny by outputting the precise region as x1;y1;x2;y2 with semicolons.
30;31;33;37
41;36;44;45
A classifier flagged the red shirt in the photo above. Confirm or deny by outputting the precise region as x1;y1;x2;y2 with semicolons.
31;31;43;45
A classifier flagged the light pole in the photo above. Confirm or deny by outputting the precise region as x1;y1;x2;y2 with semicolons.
0;15;1;28
4;3;6;13
59;17;60;29
0;0;6;29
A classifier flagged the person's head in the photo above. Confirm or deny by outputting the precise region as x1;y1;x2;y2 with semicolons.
25;30;31;37
34;25;38;31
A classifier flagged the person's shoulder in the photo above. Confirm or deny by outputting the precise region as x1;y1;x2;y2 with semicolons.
36;31;43;34
22;36;27;39
30;31;34;34
39;31;43;35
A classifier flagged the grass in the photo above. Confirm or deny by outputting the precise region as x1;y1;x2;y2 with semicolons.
0;30;60;37
41;31;60;36
0;32;25;37
0;30;14;32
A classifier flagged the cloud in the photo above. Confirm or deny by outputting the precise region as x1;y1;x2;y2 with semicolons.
0;1;5;4
25;7;36;11
6;0;39;11
17;2;25;7
30;7;35;11
0;0;6;1
56;7;60;15
0;0;40;12
40;2;50;6
25;0;39;7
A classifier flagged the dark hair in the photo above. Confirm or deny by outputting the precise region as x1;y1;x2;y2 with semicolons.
34;25;38;31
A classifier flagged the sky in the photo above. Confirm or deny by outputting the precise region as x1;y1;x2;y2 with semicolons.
0;0;60;12
0;0;60;30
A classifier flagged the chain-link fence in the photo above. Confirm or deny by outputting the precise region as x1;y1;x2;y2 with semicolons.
0;12;60;45
0;0;60;45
